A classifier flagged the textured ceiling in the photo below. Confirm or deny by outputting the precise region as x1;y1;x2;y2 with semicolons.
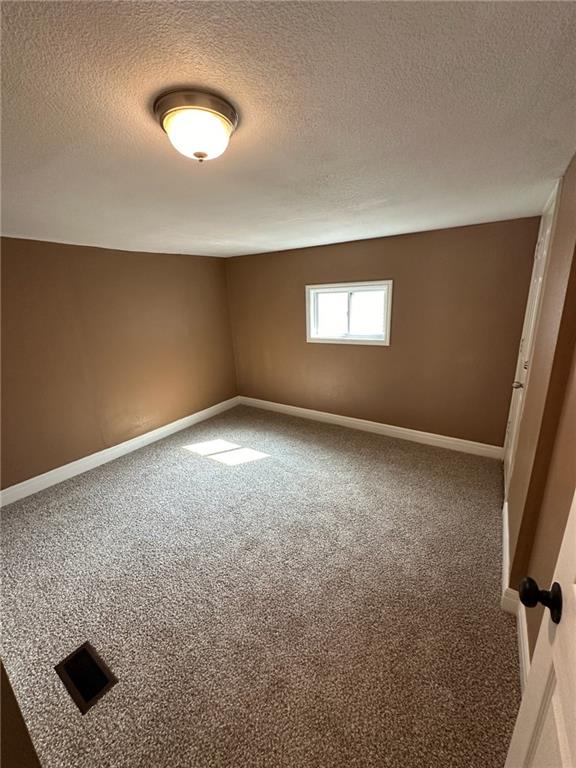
2;1;576;257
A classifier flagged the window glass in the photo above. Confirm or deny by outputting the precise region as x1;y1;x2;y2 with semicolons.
316;291;348;338
349;290;385;336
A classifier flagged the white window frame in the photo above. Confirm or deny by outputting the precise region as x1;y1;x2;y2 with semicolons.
306;280;393;346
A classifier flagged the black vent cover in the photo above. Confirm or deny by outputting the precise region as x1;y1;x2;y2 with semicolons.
55;642;117;714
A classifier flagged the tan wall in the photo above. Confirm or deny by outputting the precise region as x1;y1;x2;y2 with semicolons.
508;155;576;593
1;238;237;488
226;219;539;446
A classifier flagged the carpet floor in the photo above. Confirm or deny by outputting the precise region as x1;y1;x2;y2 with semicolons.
1;406;520;768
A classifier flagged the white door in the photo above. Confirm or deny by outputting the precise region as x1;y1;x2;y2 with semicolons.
505;490;576;768
503;186;559;493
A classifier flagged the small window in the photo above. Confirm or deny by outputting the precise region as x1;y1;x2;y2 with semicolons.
306;281;392;345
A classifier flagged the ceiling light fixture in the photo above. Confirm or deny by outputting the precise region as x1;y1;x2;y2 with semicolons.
154;90;239;162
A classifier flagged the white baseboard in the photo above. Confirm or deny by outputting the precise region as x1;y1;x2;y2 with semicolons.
0;396;241;507
501;500;511;607
501;586;519;614
502;587;530;691
237;396;503;459
502;588;531;692
500;499;531;690
501;587;531;695
516;600;531;692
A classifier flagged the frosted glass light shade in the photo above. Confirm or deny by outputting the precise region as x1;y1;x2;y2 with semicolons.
154;90;239;162
162;108;233;161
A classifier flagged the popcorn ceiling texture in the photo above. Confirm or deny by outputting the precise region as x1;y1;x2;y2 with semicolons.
1;407;520;767
1;1;576;257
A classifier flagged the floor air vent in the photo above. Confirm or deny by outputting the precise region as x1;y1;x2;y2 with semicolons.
54;641;117;714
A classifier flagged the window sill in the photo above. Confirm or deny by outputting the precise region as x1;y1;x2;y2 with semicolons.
306;336;390;346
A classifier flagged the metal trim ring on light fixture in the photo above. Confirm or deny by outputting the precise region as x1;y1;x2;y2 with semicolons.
153;89;239;133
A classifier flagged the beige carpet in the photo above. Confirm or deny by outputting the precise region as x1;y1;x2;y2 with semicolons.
1;406;520;767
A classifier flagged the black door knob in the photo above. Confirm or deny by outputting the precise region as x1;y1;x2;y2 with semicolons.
519;577;562;624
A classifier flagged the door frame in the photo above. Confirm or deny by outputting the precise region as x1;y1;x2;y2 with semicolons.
503;182;560;495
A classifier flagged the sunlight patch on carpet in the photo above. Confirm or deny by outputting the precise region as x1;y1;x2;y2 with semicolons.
208;447;269;465
183;439;240;456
